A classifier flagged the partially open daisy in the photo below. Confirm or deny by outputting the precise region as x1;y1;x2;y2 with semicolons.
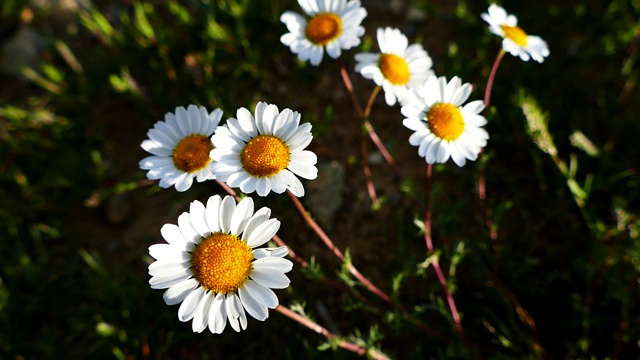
401;75;489;167
210;102;317;197
355;27;433;106
148;195;293;333
139;105;222;192
280;0;367;66
481;4;549;63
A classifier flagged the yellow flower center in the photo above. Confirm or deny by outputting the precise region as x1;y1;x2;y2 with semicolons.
241;135;290;178
378;53;410;85
305;13;342;45
501;25;528;46
427;103;465;141
190;232;253;294
172;134;213;173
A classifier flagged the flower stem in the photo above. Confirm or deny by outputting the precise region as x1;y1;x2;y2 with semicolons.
424;165;470;350
286;190;392;303
484;49;505;109
479;49;505;243
286;190;438;335
275;305;390;360
338;60;364;118
361;86;382;205
338;61;404;181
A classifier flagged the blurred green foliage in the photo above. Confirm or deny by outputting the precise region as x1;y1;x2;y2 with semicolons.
0;0;639;359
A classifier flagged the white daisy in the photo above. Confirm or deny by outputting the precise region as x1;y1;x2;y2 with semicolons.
210;102;318;197
481;4;550;63
280;0;367;66
139;105;222;192
401;75;489;167
355;27;434;106
148;195;293;334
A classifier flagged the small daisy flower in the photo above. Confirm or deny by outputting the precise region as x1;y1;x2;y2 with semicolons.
148;195;293;333
401;75;489;167
210;102;318;197
481;4;550;63
355;27;434;106
139;105;222;192
280;0;367;66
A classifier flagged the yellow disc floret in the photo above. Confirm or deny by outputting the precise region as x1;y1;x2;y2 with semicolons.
378;53;410;85
190;232;253;294
172;134;214;173
427;103;465;141
306;13;342;45
241;135;290;178
501;25;528;47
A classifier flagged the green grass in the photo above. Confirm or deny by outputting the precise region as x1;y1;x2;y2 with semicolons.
1;0;639;358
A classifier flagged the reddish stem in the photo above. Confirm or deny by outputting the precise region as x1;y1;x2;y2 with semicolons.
424;165;470;349
275;305;390;360
361;86;382;205
287;190;393;304
484;50;505;109
479;50;505;243
338;61;404;181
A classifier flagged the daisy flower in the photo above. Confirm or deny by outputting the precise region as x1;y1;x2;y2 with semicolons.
481;4;550;63
280;0;367;66
210;102;318;197
355;27;434;106
139;105;222;192
401;75;489;167
148;195;293;333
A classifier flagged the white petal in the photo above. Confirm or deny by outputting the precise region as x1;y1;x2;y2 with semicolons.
449;142;467;167
252;246;289;259
149;244;190;262
239;176;258;195
258;104;279;135
244;279;279;308
178;212;200;243
308;45;324;66
238;286;269;321
149;272;191;289
230;197;254;235
178;286;205;322
163;278;199;305
425;138;441;163
236;107;258;138
253;256;293;273
255;177;271;197
253;246;289;260
219;195;236;233
161;224;192;250
205;195;222;233
436;141;451;163
284;172;305;197
227;118;252;143
288;160;318;180
173;173;194;192
208;292;227;334
242;207;272;242
225;293;242;332
462;100;485;116
246;218;281;248
141;139;172;156
250;268;291;289
443;76;461;103
189;200;210;237
192;291;214;333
